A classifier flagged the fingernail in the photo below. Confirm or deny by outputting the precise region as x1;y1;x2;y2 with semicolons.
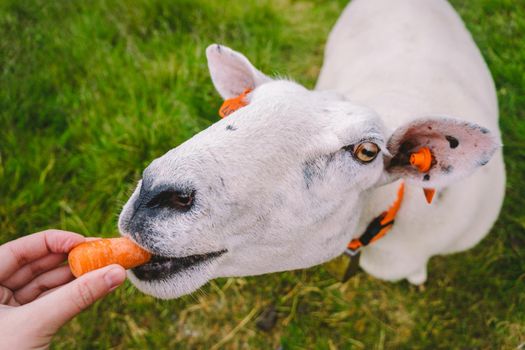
104;266;126;289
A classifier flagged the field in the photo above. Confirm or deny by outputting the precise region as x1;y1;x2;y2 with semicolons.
1;0;524;348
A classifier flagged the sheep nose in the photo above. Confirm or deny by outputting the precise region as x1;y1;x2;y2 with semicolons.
125;185;196;243
135;181;196;214
144;188;195;212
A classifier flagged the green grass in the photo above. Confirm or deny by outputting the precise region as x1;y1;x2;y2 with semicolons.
1;0;524;348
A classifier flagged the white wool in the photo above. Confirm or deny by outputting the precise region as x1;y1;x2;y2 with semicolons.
317;0;505;284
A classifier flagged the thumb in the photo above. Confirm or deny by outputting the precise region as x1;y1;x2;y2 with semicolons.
23;264;126;334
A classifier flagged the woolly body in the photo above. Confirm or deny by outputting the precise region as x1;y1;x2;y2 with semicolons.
316;0;505;283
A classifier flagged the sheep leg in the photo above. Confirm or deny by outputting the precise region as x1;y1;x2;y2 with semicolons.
406;266;427;285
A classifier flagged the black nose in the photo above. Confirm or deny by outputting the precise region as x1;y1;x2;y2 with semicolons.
145;188;195;212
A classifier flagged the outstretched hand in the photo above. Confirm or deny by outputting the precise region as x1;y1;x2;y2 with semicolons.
0;230;126;349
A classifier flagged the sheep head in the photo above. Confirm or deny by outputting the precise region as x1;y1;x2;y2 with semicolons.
118;45;499;299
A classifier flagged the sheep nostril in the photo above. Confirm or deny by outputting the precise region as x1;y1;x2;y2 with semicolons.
146;189;195;212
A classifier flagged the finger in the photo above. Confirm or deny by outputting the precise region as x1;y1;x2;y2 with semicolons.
21;264;126;333
3;253;67;290
14;265;75;304
0;230;85;282
5;237;106;289
0;286;20;306
35;285;61;299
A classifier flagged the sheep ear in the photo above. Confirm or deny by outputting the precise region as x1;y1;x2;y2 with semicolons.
383;117;500;188
206;44;271;99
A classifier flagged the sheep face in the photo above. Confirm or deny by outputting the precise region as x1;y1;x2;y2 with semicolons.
117;45;388;299
118;45;499;299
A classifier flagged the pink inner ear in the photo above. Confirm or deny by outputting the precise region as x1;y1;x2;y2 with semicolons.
208;52;255;98
386;118;500;188
206;44;271;100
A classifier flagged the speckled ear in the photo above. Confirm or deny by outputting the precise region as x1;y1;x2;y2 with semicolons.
384;117;501;188
206;44;271;100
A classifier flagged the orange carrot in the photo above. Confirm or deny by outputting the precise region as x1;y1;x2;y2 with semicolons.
68;237;151;277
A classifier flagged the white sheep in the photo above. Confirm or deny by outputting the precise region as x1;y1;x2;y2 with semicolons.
118;0;505;299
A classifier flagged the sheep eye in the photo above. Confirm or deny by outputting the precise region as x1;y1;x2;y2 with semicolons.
354;142;379;163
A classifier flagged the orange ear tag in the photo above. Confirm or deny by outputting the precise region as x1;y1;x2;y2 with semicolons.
219;88;252;118
423;188;436;204
410;147;432;172
409;147;436;204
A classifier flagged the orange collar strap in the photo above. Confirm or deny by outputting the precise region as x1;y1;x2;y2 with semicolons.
345;146;435;258
219;88;252;118
346;181;405;256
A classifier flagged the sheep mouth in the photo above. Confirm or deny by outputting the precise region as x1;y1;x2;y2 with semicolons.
131;250;227;281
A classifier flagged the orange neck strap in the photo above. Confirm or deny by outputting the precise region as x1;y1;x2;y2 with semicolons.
345;146;434;257
346;181;405;255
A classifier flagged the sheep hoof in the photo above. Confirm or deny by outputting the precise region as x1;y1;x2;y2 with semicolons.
407;268;427;286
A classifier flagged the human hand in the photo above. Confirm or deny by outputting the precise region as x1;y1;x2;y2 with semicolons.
0;229;126;349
